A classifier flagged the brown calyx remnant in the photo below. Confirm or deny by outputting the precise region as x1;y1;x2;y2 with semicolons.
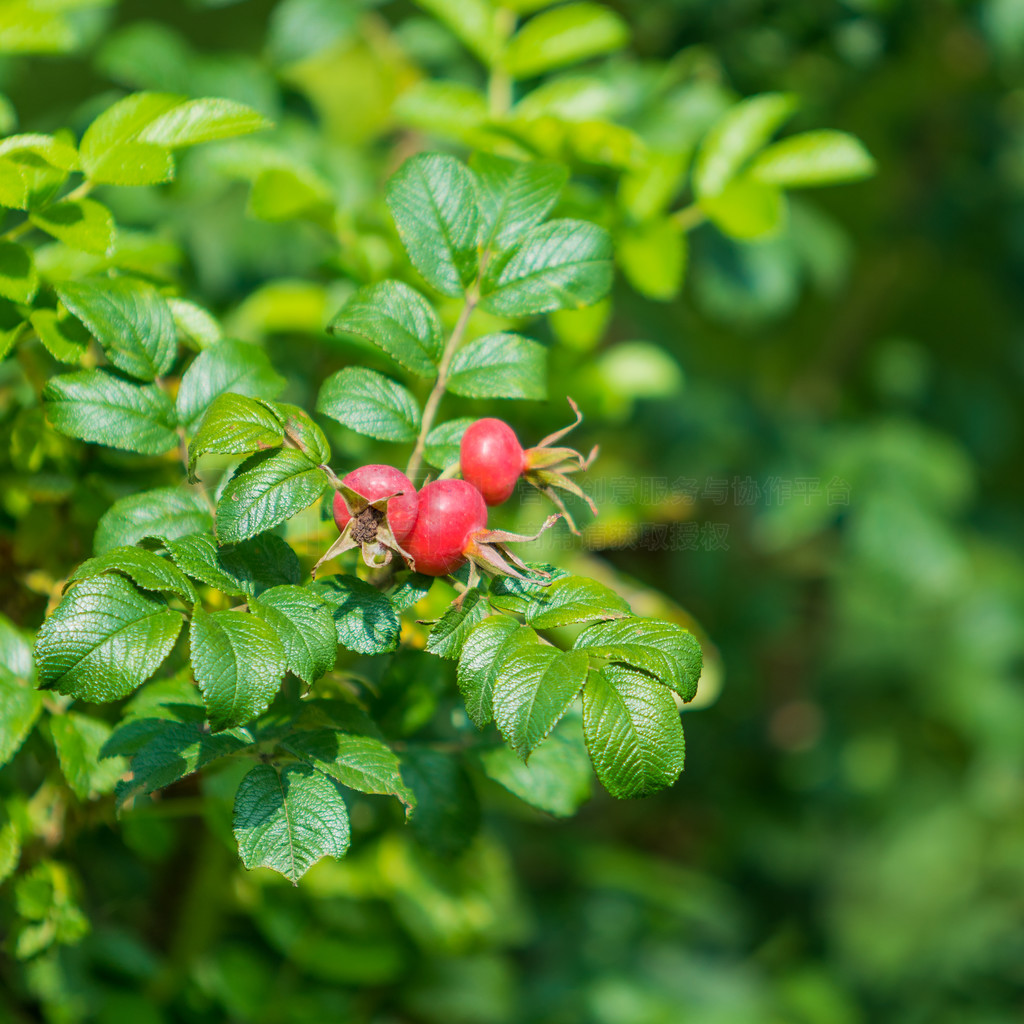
351;505;385;544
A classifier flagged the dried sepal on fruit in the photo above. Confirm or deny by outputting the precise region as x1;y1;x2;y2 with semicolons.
314;465;417;576
458;397;598;532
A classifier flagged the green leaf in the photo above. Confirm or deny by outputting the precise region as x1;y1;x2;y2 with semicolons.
424;417;473;470
166;532;246;595
327;280;443;377
574;616;702;702
749;130;877;188
188;393;285;475
176;338;286;432
700;176;785;240
216;449;328;544
316;367;420;443
519;574;631;629
385;153;480;297
480;219;612;316
0;241;37;303
65;546;197;604
0;816;19;886
166;532;300;598
50;713;126;800
55;277;176;381
112;709;254;804
582;664;685;798
488;563;569;614
311;575;401;655
399;746;479;858
251;586;337;684
479;712;591;816
388;572;435;612
284;728;416;810
470;153;568;253
30;199;115;255
137;97;271;148
503;3;629;79
393;80;489;145
168;298;221;349
693;92;797;199
233;763;350;884
43;369;178;455
189;607;286;731
79;92;269;186
0;612;35;681
0;667;43;769
216;534;302;595
80;93;182;185
447;332;547;399
270;401;331;465
457;615;527;728
411;0;499;64
492;633;589;759
618;218;687;301
95;487;213;554
425;590;490;659
35;575;182;702
29;310;89;364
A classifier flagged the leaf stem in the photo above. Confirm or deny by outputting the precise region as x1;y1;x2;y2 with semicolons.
405;287;478;482
0;180;94;242
671;202;707;232
176;426;218;516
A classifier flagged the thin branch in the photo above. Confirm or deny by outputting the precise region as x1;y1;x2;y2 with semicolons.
670;202;707;232
405;286;479;482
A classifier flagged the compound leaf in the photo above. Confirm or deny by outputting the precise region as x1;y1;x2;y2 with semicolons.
95;487;213;555
65;546;197;604
311;575;401;655
748;129;876;188
328;280;443;377
480;219;612;317
471;153;567;252
216;449;328;544
233;763;350;884
35;575;182;702
447;332;546;399
176;338;286;432
492;632;589;759
457;615;527;728
284;728;415;810
385;152;479;297
43;369;178;455
317;367;420;443
574;616;702;702
503;3;628;79
582;663;685;798
55;277;176;381
0;667;42;769
251;585;337;684
692;92;797;199
50;713;126;800
189;607;286;731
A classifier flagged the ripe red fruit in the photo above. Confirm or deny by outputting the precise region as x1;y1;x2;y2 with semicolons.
332;464;417;542
460;418;525;506
404;479;488;576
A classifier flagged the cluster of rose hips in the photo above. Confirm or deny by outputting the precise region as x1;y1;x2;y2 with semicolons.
316;401;596;588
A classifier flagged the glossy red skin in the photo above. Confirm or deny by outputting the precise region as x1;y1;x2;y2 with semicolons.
332;464;418;543
460;418;525;506
404;479;488;576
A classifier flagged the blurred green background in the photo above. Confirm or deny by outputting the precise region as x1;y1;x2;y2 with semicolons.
3;0;1024;1021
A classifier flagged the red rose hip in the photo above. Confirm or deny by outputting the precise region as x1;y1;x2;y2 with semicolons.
404;479;488;576
460;418;525;506
332;464;418;542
